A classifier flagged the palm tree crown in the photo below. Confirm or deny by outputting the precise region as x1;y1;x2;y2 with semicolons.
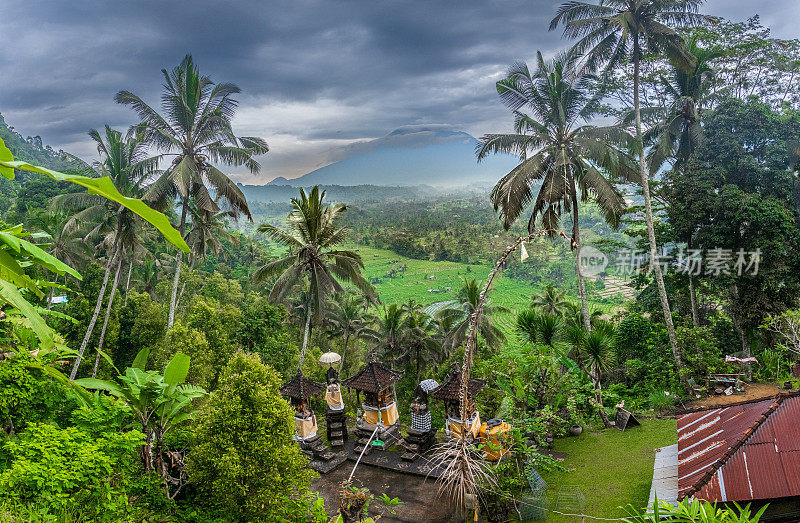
532;284;570;316
477;51;635;233
550;0;704;75
255;186;372;370
255;186;372;314
117;55;267;223
643;37;721;173
435;278;507;354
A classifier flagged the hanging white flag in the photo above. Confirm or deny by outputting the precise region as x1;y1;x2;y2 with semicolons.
520;242;529;262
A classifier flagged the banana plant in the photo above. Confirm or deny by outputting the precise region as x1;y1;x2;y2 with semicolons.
0;224;81;349
75;348;206;478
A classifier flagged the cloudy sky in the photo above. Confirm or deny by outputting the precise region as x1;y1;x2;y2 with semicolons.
2;0;798;184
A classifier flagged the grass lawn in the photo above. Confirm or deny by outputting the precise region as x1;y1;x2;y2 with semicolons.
540;418;677;522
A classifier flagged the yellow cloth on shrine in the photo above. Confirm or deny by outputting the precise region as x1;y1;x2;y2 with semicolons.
447;412;481;439
325;384;343;410
363;402;399;427
294;414;318;440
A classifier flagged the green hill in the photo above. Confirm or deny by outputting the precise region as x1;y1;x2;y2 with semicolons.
0;113;90;216
0;113;88;172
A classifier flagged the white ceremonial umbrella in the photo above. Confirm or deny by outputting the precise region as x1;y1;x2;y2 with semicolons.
319;352;341;366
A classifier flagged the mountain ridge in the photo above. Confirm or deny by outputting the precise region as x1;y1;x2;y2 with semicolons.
266;126;517;188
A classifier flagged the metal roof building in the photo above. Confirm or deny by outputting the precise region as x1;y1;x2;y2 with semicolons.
676;392;800;521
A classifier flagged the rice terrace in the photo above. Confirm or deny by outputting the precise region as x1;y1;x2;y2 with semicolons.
2;0;800;521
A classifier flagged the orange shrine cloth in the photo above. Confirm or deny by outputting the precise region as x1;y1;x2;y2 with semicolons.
293;413;318;441
325;384;344;410
446;412;481;439
362;402;399;427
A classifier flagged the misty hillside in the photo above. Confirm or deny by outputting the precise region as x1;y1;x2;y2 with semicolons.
267;125;518;188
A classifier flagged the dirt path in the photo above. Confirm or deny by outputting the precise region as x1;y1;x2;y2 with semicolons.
684;382;784;410
312;462;456;522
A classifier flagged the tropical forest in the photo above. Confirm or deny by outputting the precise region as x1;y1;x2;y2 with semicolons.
1;1;800;522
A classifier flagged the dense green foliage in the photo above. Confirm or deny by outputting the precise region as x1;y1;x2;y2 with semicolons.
187;352;316;521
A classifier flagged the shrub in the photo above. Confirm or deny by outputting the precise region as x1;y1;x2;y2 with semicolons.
184;297;241;389
0;354;76;435
0;423;141;517
186;352;316;521
614;314;655;362
237;296;297;377
646;390;677;413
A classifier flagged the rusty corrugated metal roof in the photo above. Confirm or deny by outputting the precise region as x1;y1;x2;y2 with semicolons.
677;392;800;502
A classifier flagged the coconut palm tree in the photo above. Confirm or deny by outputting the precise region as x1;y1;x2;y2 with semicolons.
477;52;636;332
116;54;269;328
550;0;707;389
53;126;159;380
174;203;240;309
435;278;507;354
137;255;161;300
643;38;719;174
562;300;603;329
531;284;570;316
254;186;372;372
643;38;721;327
580;321;615;428
371;302;405;361
326;291;376;374
185;204;238;269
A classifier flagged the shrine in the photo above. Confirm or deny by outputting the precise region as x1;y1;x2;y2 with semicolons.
400;378;439;461
343;355;404;453
280;371;336;467
431;365;486;441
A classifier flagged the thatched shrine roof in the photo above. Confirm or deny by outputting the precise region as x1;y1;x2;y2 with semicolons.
280;371;324;400
430;369;485;401
343;360;404;394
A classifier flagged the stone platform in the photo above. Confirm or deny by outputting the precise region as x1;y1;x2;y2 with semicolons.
301;435;348;474
341;436;446;479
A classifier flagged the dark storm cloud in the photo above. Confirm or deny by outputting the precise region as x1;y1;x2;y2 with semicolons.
1;0;797;182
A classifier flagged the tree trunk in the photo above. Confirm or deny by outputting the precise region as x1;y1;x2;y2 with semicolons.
140;428;154;473
593;375;612;428
729;284;752;380
570;178;592;332
338;331;351;374
168;200;189;329
633;37;689;393
689;275;700;327
175;256;196;311
124;260;133;303
70;247;120;381
92;253;123;378
416;346;421;383
297;302;312;374
154;428;167;479
46;284;55;312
